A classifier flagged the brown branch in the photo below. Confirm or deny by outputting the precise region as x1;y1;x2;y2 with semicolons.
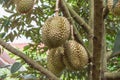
0;38;59;80
88;0;94;53
106;51;120;61
60;0;92;60
109;52;120;59
88;0;94;80
66;3;93;36
59;0;83;45
101;29;107;80
92;0;104;80
100;51;119;61
104;71;120;80
70;25;74;40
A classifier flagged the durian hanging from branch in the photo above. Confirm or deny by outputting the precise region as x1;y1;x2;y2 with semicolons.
63;25;88;70
41;0;70;48
45;0;69;77
47;47;65;77
14;0;34;14
107;0;120;16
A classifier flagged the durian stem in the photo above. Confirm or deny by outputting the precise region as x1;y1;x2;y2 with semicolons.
55;0;60;16
71;25;74;40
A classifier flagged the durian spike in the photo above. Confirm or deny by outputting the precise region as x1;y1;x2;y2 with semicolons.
55;0;60;16
71;25;74;40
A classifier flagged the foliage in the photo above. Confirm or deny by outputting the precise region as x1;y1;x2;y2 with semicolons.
0;0;120;79
107;56;120;71
11;62;22;73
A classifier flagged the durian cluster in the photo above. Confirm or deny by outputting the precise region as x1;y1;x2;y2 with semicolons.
13;0;88;76
107;0;120;16
14;0;34;14
41;16;88;76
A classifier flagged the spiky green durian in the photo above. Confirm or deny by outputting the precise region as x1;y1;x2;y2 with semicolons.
41;16;70;48
15;0;34;13
63;40;88;70
47;47;65;77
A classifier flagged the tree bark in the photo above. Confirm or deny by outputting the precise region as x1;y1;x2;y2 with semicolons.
0;38;59;80
104;72;120;80
66;3;93;35
92;0;104;80
101;23;107;80
88;0;94;80
59;0;83;45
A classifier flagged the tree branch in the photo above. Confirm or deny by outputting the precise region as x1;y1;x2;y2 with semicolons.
0;38;59;80
60;0;92;60
106;51;120;61
59;0;83;44
66;3;93;36
88;0;94;80
109;52;120;59
104;71;120;80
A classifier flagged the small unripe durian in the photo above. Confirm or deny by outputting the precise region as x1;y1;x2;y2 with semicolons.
107;0;120;16
15;0;34;13
47;47;65;77
41;16;70;48
63;40;88;70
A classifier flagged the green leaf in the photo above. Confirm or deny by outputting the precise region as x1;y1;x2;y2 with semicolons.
10;62;22;73
2;19;10;28
0;32;6;38
112;30;120;55
0;74;7;79
24;45;30;51
23;74;36;80
9;33;14;42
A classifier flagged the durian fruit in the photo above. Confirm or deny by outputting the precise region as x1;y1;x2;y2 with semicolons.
41;16;70;48
47;47;65;77
15;0;34;13
107;0;120;16
63;40;88;70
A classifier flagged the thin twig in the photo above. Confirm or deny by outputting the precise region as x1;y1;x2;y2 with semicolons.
66;3;93;36
55;0;60;16
70;25;74;40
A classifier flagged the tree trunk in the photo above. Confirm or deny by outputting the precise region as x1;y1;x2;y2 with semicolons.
92;0;104;80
